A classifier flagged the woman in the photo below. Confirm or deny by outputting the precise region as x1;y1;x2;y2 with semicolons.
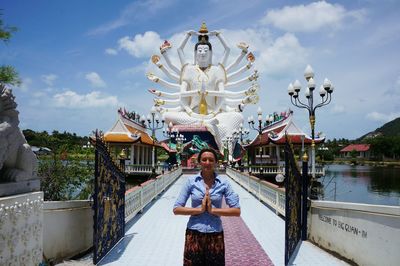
173;148;241;266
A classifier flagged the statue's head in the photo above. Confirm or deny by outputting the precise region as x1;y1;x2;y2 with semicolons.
195;35;212;68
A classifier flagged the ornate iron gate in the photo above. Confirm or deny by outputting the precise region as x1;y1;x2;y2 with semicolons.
284;136;305;265
92;131;126;264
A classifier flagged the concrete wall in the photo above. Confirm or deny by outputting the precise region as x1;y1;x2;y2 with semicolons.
43;200;93;263
309;200;400;266
0;192;43;265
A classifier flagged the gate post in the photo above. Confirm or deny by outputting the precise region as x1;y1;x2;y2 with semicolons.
301;152;309;241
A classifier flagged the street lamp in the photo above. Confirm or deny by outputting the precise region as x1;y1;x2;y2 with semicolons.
248;107;271;166
141;106;165;174
175;133;186;165
287;64;334;199
163;122;178;149
232;123;250;145
222;136;233;164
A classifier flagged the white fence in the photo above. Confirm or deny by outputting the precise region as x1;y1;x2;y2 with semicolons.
247;165;325;176
226;167;286;216
125;167;182;222
124;164;163;174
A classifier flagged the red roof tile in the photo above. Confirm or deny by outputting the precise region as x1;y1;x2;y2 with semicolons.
340;144;370;152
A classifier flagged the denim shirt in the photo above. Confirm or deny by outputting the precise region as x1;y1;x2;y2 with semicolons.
173;173;240;233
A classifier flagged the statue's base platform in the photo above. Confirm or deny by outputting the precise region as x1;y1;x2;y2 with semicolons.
0;178;40;197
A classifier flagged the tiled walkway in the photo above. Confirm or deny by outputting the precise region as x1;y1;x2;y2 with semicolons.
73;174;349;266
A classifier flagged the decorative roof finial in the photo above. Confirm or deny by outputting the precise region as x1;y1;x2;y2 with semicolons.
199;22;208;34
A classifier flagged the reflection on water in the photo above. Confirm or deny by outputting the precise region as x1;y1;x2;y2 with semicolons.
321;164;400;206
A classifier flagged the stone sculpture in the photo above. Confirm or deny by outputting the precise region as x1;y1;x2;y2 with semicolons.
0;84;38;196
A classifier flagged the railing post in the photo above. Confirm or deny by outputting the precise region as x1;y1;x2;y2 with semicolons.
302;153;309;241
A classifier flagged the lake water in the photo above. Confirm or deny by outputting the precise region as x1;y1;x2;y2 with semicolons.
320;164;400;206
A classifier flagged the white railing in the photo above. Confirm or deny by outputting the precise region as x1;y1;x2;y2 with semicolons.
242;164;325;176
124;164;163;174
226;167;286;216
124;167;182;222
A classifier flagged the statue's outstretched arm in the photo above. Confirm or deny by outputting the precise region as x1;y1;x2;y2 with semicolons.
225;71;258;88
226;43;249;72
156;106;182;114
210;31;230;67
147;73;180;90
227;62;253;81
151;56;180;81
207;83;259;98
178;31;197;66
225;94;259;105
154;98;180;106
148;89;179;99
161;52;181;75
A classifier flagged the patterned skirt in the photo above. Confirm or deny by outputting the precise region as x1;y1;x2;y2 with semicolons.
183;228;225;266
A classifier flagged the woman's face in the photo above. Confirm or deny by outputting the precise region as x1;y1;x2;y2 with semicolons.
200;151;216;173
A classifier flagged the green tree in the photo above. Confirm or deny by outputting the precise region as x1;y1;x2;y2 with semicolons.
39;152;94;201
0;12;21;86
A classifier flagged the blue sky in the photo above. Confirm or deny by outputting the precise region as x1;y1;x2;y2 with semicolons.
2;0;400;140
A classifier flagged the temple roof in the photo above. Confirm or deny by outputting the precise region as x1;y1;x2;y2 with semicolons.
104;108;159;146
246;110;325;147
340;144;370;152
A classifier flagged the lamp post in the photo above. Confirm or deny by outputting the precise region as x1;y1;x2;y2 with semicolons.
175;133;186;165
233;123;249;170
163;122;178;149
248;107;270;166
232;123;250;145
222;136;233;165
287;65;334;199
141;106;165;174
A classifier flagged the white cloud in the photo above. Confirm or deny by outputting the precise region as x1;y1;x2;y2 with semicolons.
53;90;118;108
88;0;174;35
41;74;58;86
258;33;308;75
85;72;106;88
105;48;118;55
331;104;345;113
260;1;365;32
118;31;162;58
366;111;400;122
19;77;32;92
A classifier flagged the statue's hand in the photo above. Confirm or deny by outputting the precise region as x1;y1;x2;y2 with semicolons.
208;31;219;37
187;30;198;36
245;84;260;95
242;95;259;105
249;70;259;81
148;88;161;97
153;98;165;106
147;73;159;83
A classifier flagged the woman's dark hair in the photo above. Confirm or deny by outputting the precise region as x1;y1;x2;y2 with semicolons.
197;148;218;163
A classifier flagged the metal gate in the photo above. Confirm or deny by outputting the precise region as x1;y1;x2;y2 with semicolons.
92;131;126;264
284;136;308;265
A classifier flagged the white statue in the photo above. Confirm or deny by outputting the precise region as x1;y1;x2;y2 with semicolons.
147;22;259;154
0;84;37;182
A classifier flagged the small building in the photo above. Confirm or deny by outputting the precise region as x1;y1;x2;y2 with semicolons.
103;108;162;174
340;144;371;159
245;110;325;175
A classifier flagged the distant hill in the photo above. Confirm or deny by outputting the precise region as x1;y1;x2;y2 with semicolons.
360;117;400;140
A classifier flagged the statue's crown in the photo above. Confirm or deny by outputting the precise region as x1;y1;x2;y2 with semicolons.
199;22;208;34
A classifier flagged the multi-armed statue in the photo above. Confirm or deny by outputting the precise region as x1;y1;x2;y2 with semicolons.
147;22;260;154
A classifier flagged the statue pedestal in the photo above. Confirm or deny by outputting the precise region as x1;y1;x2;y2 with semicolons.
0;178;40;197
